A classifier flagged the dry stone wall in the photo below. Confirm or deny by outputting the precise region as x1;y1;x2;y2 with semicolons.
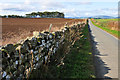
0;22;86;79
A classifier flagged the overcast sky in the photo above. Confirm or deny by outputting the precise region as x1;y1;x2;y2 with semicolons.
0;0;119;17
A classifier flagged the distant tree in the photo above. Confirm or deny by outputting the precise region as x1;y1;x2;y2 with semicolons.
6;15;23;18
26;14;32;18
1;11;64;18
37;12;43;18
3;15;7;18
25;11;64;18
31;12;38;18
0;15;7;18
7;15;9;17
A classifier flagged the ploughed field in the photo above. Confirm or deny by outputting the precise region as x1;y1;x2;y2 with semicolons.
2;18;84;46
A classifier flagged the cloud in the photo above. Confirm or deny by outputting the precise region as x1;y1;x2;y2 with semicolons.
97;8;118;16
0;3;35;12
0;1;118;17
84;8;118;17
85;12;91;16
24;0;31;5
0;0;65;13
58;8;77;17
101;8;118;12
3;8;27;12
61;7;118;17
66;2;92;5
38;0;65;10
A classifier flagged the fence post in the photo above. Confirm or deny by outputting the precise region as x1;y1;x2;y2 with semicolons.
49;24;52;33
65;22;68;27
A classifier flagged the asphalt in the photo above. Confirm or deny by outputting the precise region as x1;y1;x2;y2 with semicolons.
88;19;119;79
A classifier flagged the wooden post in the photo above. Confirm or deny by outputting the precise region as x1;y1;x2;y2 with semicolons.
49;24;52;33
31;50;33;68
19;48;21;65
65;22;67;27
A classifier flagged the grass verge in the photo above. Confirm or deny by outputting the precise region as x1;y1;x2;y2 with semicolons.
91;19;119;39
58;23;95;78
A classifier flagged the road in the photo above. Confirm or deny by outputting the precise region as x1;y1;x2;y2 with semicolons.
88;19;119;79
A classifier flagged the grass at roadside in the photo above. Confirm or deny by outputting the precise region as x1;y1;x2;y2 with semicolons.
58;23;95;78
91;19;119;38
94;19;118;22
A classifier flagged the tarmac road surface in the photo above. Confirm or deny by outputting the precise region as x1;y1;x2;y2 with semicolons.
89;19;119;79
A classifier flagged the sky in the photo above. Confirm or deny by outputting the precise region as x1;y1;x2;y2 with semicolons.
0;0;119;17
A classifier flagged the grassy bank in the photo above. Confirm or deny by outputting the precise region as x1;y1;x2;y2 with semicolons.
29;23;95;79
91;19;119;39
94;19;118;22
58;23;95;78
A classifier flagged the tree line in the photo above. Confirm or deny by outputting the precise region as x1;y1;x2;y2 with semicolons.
0;11;64;18
0;15;24;18
26;11;64;18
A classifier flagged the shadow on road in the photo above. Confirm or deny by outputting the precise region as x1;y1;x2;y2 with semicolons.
88;24;112;79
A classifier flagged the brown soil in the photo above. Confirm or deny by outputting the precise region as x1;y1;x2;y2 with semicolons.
2;18;84;46
108;21;119;31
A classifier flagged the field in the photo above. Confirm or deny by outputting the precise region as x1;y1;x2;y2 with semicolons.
2;18;84;46
91;18;119;39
